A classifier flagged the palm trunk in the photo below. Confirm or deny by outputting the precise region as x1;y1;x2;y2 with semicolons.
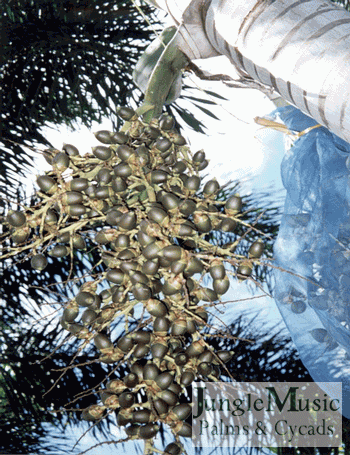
147;0;350;144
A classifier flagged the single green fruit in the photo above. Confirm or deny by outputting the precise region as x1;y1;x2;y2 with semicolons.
48;245;69;258
63;144;80;156
6;210;26;227
30;254;48;271
94;333;113;350
116;106;136;120
66;204;87;217
52;152;70;172
37;175;57;194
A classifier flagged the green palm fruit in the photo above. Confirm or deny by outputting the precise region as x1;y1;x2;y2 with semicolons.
37;175;57;194
164;442;182;455
198;350;214;363
66;204;87;217
116;106;135;120
176;422;192;438
196;160;209;171
212;350;234;364
225;195;242;215
209;260;225;280
171;133;186;146
186;341;205;357
132;283;152;301
183;257;204;277
62;191;84;205
96;168;113;185
48;245;69;258
145;298;167;317
106;208;123;225
92;146;112;161
203;179;220;197
157;390;178;406
63;143;80;156
219;218;237;232
237;261;253;278
117;249;136;260
248;239;265;258
172;160;187;173
119;391;135;408
76;291;96;307
130;362;144;381
132;409;153;424
130;271;148;286
193;212;212;233
6;210;26;227
120;261;139;274
133;343;150;359
167;382;182;396
52;152;70;172
142;242;163;260
44;209;58;225
159;113;175;130
153;398;169;417
143;258;160;276
149;170;168;184
144;125;160;139
30;254;48;271
81;309;98;326
135;145;150;166
180;370;195;386
197;287;218;302
125;424;140;437
94;333;113;351
117;410;133;426
174;352;189;366
114;162;132;178
95;186;113;200
116;335;134;353
111;177;127;193
185;176;200;193
213;276;230;295
130;330;151;345
178;199;196;216
72;234;86;250
168;339;183;354
154;137;172;152
118;212;136;230
139;423;160;439
67;178;88;192
11;227;30;244
116;144;134;162
198;362;213;376
151;342;168;360
63;307;79;323
193;150;206;164
147;207;169;227
162;276;183;296
186;318;197;334
94;130;116;144
57;232;71;243
153;317;170;335
172;403;192;421
155;371;174;390
67;323;89;338
171;318;187;336
111;131;129;144
143;362;160;382
171;259;187;275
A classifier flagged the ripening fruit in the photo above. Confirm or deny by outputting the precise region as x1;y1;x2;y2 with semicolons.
52;152;70;172
248;239;265;258
48;245;69;258
6;210;26;227
37;175;57;194
94;333;113;351
30;254;48;271
225;195;242;214
63;144;80;156
116;106;135;120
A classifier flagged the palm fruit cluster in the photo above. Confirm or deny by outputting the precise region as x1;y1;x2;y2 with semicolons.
3;106;265;453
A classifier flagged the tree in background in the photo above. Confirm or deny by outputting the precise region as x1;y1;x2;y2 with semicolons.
1;1;349;454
